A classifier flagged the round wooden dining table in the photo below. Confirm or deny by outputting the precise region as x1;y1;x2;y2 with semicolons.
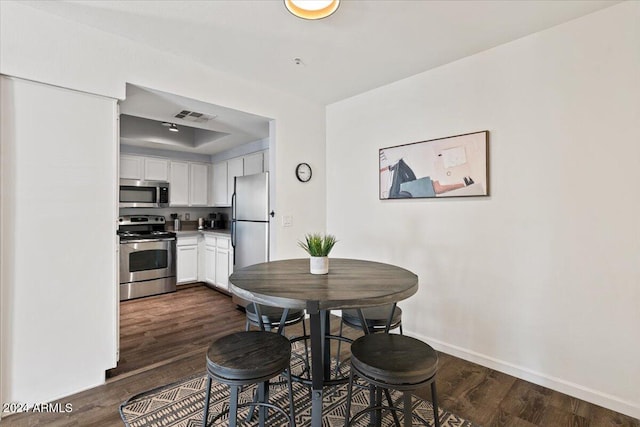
229;258;418;427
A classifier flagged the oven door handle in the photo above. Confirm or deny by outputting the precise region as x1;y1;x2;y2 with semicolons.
120;237;176;244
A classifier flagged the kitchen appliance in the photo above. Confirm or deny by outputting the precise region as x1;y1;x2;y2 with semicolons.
231;172;270;269
231;172;270;307
171;213;181;231
209;212;225;229
119;179;170;208
118;215;176;301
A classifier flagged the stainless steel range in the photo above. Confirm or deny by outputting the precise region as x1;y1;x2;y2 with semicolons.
118;215;176;301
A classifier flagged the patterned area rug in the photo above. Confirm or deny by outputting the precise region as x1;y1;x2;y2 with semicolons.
120;345;475;426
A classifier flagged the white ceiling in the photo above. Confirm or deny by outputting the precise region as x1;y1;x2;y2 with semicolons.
119;84;271;155
23;0;620;153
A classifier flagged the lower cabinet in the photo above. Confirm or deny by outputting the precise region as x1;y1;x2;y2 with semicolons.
177;233;233;289
203;234;233;291
176;235;199;284
214;238;232;289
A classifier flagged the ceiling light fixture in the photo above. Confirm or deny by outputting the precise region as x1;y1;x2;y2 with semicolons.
284;0;340;20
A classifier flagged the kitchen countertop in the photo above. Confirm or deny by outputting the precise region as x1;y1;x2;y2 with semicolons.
172;229;231;237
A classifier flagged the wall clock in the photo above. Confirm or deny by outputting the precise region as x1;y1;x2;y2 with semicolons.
295;162;312;182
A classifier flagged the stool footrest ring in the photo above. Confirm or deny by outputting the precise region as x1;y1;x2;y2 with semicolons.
346;404;432;427
206;401;294;427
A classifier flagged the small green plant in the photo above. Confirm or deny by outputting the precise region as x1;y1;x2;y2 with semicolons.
298;233;338;257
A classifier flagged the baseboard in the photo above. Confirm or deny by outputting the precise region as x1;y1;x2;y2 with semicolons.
412;333;640;420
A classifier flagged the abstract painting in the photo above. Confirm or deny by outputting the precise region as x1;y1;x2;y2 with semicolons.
379;131;489;199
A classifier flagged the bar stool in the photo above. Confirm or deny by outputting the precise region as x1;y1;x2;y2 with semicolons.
245;302;307;336
344;333;440;427
335;304;403;378
341;304;403;334
202;331;296;427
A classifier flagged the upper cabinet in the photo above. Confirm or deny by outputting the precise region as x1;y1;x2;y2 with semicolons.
211;150;268;207
120;155;144;180
120;150;267;208
226;157;244;206
169;161;190;206
243;152;264;176
170;161;209;207
189;162;209;206
212;162;228;207
144;158;170;181
120;155;169;182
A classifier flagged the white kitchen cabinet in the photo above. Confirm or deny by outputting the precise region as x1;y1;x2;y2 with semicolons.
227;157;244;206
120;155;170;181
120;155;143;180
144;157;170;181
212;162;228;206
171;161;210;206
243;152;263;175
203;237;217;285
202;234;232;290
212;152;267;207
215;237;231;290
177;236;199;284
189;162;209;206
169;161;190;206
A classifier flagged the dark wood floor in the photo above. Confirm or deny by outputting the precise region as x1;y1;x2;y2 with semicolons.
3;284;638;426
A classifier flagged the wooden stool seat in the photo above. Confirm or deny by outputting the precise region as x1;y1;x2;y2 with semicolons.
342;305;403;332
206;331;291;382
351;333;437;385
203;331;295;426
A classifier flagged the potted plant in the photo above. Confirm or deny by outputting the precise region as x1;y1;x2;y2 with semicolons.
298;233;337;274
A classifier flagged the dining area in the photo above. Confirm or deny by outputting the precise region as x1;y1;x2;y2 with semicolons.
110;253;638;427
203;256;443;427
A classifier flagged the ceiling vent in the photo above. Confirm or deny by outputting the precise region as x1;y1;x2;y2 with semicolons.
174;110;217;123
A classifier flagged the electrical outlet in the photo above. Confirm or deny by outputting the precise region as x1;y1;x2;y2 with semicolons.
282;215;293;227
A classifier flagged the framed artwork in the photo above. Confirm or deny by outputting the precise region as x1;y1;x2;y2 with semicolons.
379;131;489;199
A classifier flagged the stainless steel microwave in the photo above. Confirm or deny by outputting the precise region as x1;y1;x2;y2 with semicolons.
120;179;170;208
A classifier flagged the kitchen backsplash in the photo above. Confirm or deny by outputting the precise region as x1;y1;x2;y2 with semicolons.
119;207;232;229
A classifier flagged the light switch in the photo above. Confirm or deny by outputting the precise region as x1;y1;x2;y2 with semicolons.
282;215;293;227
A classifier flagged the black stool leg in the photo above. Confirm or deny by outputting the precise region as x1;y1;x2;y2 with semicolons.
302;317;309;364
258;380;269;426
285;365;296;427
384;388;401;427
344;368;356;427
229;385;239;427
375;386;383;426
403;392;412;427
431;381;440;427
202;376;212;427
334;316;344;378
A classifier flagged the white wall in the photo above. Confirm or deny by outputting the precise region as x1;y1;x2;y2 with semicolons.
0;77;119;407
327;2;639;419
0;0;326;407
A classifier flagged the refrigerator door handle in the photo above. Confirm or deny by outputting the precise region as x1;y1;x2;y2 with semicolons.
231;220;236;248
231;191;237;263
231;220;236;265
231;191;237;222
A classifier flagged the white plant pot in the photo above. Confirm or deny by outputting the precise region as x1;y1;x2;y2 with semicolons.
310;256;329;275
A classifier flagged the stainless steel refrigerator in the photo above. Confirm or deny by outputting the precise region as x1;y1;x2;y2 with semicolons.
231;172;270;271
